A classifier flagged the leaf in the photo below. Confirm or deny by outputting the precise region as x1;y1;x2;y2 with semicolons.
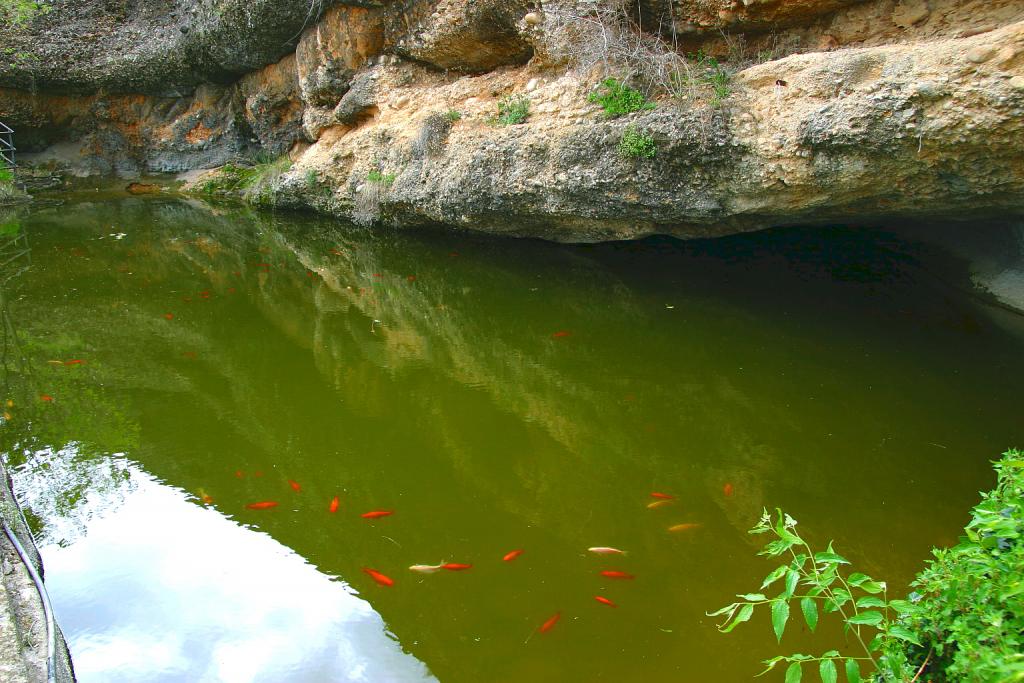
721;603;754;633
886;625;922;646
800;597;818;632
886;599;915;615
846;611;883;626
739;594;767;602
707;603;739;618
784;569;800;598
761;566;788;589
844;659;861;683
785;661;802;683
772;599;790;642
854;597;886;609
814;551;850;565
819;659;837;683
847;572;870;587
859;581;885;594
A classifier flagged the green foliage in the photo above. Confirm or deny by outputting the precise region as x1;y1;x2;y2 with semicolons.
709;508;912;682
445;109;462;122
304;169;318;189
711;448;1024;682
366;170;396;186
1;0;49;26
587;78;655;118
197;156;291;206
618;126;656;159
496;95;530;126
897;448;1024;681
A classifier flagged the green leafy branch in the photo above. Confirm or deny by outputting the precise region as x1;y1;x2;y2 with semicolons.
709;509;919;682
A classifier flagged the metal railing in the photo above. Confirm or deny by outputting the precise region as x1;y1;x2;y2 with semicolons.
0;121;15;170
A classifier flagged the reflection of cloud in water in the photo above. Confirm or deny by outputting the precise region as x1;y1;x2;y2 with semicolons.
13;445;137;548
24;465;437;683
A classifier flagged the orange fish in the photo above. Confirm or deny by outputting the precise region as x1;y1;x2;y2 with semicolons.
600;571;634;579
650;492;673;500
256;263;270;269
723;482;734;497
594;596;617;607
363;568;394;586
373;273;382;278
551;331;571;339
329;496;339;513
163;313;174;320
63;359;86;366
329;248;344;256
182;351;197;359
245;501;278;510
39;394;53;402
539;612;561;633
199;290;211;299
668;523;701;533
288;480;301;493
307;270;316;278
201;495;214;504
232;271;241;277
253;471;264;478
647;500;672;509
441;563;472;571
235;470;244;478
361;510;394;519
503;549;524;562
227;287;236;294
406;275;416;282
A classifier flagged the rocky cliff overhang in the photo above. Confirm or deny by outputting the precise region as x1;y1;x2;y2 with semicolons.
0;0;1022;240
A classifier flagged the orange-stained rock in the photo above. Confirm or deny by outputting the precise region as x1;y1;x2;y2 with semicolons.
387;0;533;72
296;5;385;107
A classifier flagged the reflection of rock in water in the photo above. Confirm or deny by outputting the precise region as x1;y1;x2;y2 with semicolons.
11;448;137;548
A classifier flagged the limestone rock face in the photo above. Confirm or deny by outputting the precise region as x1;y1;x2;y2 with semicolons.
296;5;385;107
639;0;869;37
262;20;1024;241
388;0;534;72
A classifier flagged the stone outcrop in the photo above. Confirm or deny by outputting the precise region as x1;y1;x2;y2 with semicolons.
1;0;1023;240
0;0;327;94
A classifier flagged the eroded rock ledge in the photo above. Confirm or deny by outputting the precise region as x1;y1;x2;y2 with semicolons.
1;0;1023;240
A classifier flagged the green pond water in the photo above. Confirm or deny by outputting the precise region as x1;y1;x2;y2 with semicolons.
0;195;1021;682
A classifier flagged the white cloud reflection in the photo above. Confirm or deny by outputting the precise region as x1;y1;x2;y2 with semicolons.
32;462;437;683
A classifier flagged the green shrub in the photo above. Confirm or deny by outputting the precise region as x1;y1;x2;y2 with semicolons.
587;78;655;118
496;95;530;126
900;448;1024;681
711;448;1024;683
618;126;656;159
445;109;462;122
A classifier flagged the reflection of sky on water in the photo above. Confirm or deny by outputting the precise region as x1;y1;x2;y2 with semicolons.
13;452;437;683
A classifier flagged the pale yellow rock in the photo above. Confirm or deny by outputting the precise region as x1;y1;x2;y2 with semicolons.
524;12;543;25
892;0;930;27
966;45;996;63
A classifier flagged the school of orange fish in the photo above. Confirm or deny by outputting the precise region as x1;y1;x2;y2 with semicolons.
226;475;735;635
32;244;738;636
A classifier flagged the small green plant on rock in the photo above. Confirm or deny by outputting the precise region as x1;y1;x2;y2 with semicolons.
1;0;49;26
367;169;396;186
496;95;530;126
618;126;656;159
445;109;462;122
587;78;655;118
